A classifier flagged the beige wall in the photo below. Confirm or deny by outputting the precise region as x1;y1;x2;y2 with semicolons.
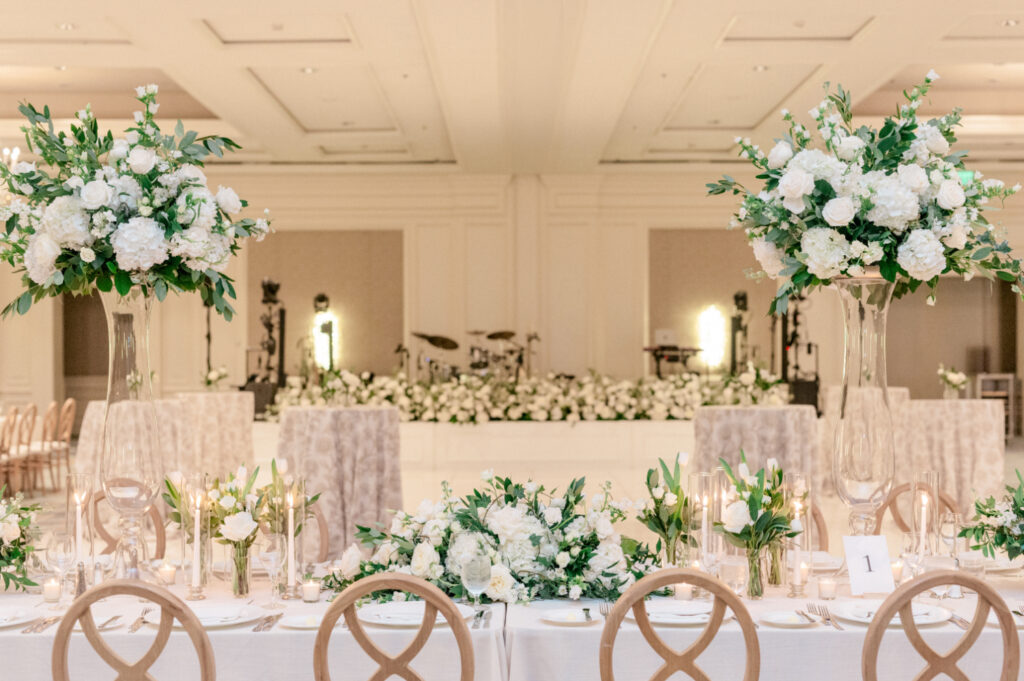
245;230;403;376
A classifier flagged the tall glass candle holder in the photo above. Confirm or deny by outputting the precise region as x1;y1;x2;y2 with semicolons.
65;474;94;581
912;471;940;560
282;477;305;599
787;497;809;597
690;472;717;575
185;483;208;601
713;466;729;561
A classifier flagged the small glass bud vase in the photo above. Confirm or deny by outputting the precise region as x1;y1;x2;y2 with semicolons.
746;548;765;600
943;385;960;400
230;542;251;598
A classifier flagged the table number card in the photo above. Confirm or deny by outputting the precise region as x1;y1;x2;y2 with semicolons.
842;535;896;595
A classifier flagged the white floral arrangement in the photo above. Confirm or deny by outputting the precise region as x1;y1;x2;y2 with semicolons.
937;363;968;391
962;470;1024;560
273;367;787;423
708;70;1024;314
322;473;658;603
0;491;40;590
0;85;270;319
202;365;229;389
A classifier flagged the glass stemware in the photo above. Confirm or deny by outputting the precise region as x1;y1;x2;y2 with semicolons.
460;552;491;616
45;534;74;610
256;534;286;610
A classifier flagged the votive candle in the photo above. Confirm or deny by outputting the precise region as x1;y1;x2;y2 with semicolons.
302;579;320;603
158;561;176;585
892;559;904;583
818;577;837;600
43;578;60;603
674;583;694;600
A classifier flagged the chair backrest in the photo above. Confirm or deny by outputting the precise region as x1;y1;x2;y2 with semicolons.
873;482;958;534
311;503;330;563
17;403;36;447
91;490;166;560
600;567;760;681
52;579;215;681
313;572;474;681
862;569;1020;681
810;500;829;552
39;401;58;444
57;398;76;444
0;407;18;453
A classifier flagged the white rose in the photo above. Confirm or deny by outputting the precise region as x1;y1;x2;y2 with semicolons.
485;563;517;603
723;500;753;533
0;521;20;543
81;244;96;264
371;540;400;566
751;237;785;279
782;194;806;214
936;179;966;210
410;542;441;579
835;135;865;161
219;511;257;542
23;232;61;285
215;186;242;214
80;180;113;210
778;168;815;199
338;543;363;579
555;552;570;568
897;164;929;194
766;141;793;169
543;506;562;525
218;494;236;511
822;196;856;227
127;146;157;175
925;127;950;155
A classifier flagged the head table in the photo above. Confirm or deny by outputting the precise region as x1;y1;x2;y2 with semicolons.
2;572;1022;680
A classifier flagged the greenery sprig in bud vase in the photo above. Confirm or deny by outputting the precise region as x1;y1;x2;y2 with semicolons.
716;453;798;599
208;466;262;598
636;454;692;566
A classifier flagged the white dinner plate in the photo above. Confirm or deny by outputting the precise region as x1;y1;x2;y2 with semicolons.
278;614;325;630
357;601;475;628
145;604;264;630
811;552;843;572
831;600;951;627
984;556;1024;574
760;611;818;628
540;608;601;626
0;607;37;629
624;601;729;628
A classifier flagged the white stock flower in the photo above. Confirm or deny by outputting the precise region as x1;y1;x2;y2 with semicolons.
127;146;157;175
80;180;113;210
822;196;856;227
866;174;919;232
110;216;169;271
215;186;242;214
936;179;966;210
766;141;793;169
751;237;785;279
835;135;865;161
723;500;753;533
24;232;60;284
41;195;91;248
338;543;363;579
800;228;850;279
219;511;257;542
897;229;946;281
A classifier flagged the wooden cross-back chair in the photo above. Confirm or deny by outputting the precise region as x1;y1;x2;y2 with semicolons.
873;482;959;535
0;406;18;495
54;398;76;488
313;572;474;681
862;570;1019;681
52;579;215;681
809;500;829;552
6;403;36;496
25;401;58;493
91;490;166;560
310;503;330;562
600;567;760;681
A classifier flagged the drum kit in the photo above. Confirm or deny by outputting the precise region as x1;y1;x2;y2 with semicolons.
404;330;540;383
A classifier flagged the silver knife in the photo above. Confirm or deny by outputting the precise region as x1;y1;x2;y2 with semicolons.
483;609;493;629
34;616;62;633
260;613;284;632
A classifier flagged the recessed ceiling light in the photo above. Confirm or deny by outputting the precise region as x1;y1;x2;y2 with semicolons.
300;66;317;74
57;22;76;31
55;65;67;71
753;64;769;72
1003;18;1019;27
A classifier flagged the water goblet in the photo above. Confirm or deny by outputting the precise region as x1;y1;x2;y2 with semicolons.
45;534;75;610
256;534;286;610
460;553;492;616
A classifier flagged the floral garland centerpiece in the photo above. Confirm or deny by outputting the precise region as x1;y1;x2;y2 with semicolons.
0;84;270;317
961;470;1024;560
635;455;693;566
0;490;41;591
323;472;656;603
937;364;968;399
716;454;798;598
707;71;1024;314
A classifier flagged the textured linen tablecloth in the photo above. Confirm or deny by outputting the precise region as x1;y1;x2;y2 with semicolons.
0;583;506;681
277;406;402;559
893;399;1005;513
76;392;254;481
693;405;818;482
504;585;1024;681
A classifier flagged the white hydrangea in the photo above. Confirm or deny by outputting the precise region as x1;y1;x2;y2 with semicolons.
110;216;169;271
835;135;865;161
751;237;785;278
897;229;946;281
896;164;929;194
865;173;920;232
788;149;845;182
108;175;142;211
40;195;91;248
801;228;849;279
23;232;61;284
175;187;217;230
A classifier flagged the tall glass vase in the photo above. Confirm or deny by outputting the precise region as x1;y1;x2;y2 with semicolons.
98;289;162;580
832;276;896;535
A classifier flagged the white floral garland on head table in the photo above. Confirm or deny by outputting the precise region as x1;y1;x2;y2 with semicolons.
273;364;786;423
708;70;1024;314
0;85;270;318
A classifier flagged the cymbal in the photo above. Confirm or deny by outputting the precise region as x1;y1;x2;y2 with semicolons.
486;330;516;341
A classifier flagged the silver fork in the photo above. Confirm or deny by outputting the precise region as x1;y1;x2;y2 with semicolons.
25;616;62;634
795;610;816;624
818;604;843;630
96;615;121;632
129;607;152;633
598;602;611;619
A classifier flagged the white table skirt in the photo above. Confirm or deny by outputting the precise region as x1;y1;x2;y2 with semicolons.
504;584;1024;681
1;583;507;681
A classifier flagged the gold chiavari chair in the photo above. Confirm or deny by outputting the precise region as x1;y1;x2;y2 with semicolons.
52;579;215;681
314;572;474;681
600;567;760;681
862;570;1019;681
873;482;958;535
91;490;166;560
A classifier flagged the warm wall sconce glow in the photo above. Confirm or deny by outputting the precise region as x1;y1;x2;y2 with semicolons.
313;310;339;371
698;305;726;369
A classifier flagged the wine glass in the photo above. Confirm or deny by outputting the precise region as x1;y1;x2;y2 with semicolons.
718;555;748;597
460;552;491;616
256;534;286;610
45;534;74;610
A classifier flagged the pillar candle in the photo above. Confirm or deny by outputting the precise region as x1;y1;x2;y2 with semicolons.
287;494;296;590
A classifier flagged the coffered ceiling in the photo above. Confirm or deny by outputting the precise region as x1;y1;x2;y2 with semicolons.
2;0;1024;172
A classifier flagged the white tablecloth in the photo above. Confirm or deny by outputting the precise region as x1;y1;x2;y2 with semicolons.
0;583;506;681
277;406;402;558
504;583;1024;681
693;405;818;482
